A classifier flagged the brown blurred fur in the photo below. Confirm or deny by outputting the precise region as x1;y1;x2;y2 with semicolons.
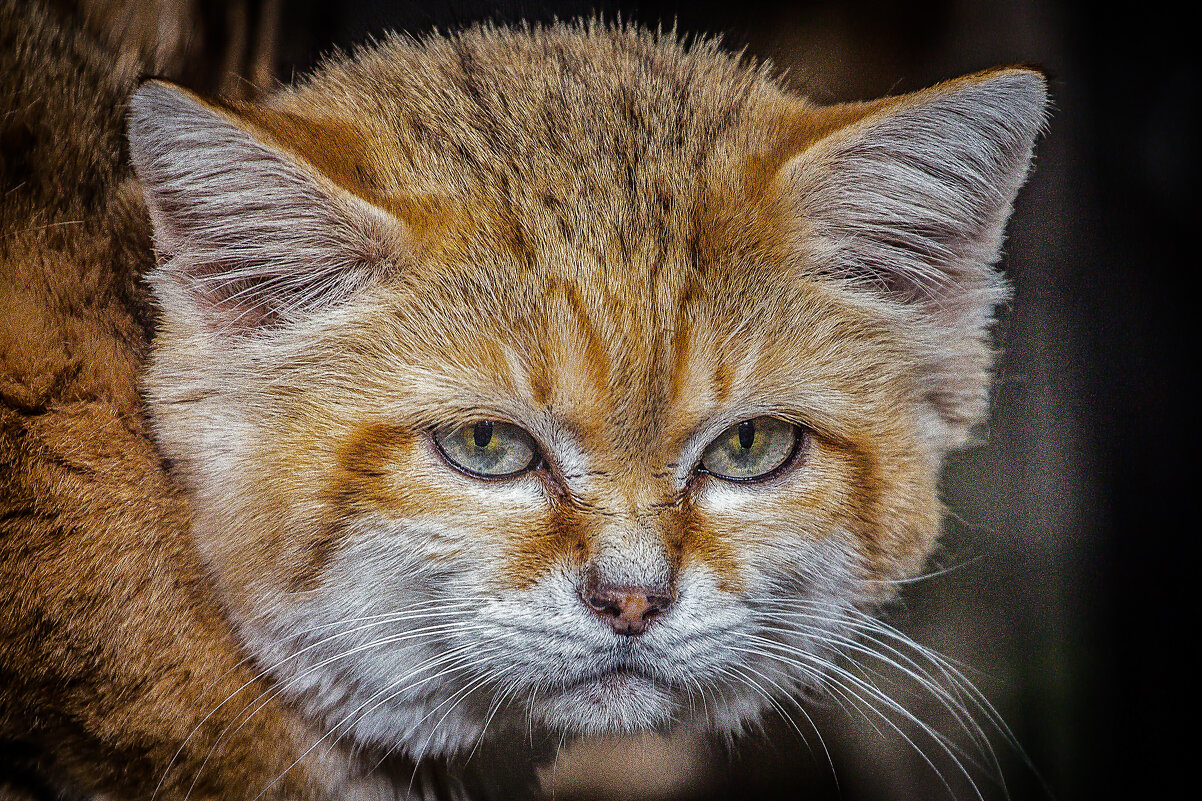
0;2;436;799
49;0;280;97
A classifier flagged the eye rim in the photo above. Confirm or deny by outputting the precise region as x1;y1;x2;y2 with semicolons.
694;416;807;484
430;420;543;481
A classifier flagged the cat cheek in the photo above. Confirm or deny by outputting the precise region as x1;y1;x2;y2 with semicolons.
497;506;592;591
670;505;746;595
687;450;868;582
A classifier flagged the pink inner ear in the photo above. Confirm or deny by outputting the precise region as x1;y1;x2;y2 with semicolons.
190;283;278;331
179;258;346;333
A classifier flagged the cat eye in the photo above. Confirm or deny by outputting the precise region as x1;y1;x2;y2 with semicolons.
433;421;540;479
698;416;800;482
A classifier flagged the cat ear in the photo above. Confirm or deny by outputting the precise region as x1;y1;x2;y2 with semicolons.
127;80;405;330
782;68;1050;449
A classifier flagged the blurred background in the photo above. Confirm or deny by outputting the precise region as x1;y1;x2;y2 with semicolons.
65;0;1193;798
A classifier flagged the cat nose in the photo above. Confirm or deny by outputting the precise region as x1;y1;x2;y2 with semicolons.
582;581;675;636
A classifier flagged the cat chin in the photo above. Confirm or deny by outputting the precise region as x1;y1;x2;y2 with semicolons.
531;671;771;740
535;670;676;736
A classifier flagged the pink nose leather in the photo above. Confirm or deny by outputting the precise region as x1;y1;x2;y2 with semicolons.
583;583;674;636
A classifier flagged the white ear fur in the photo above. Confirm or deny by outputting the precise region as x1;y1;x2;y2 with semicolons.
126;80;404;330
785;69;1050;449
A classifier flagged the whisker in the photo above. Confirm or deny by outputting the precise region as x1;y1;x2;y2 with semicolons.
744;634;985;766
183;619;492;801
758;600;1021;783
157;600;484;800
463;665;525;767
401;663;523;797
729;639;985;801
747;600;1012;761
251;643;504;801
755;618;995;761
720;659;839;790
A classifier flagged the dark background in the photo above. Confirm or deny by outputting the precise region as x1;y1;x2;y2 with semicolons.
164;1;1201;799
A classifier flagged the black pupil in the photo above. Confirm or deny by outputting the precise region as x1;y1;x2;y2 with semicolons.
738;420;755;450
473;421;494;448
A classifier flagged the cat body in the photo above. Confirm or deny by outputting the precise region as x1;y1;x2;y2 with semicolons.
1;1;1048;798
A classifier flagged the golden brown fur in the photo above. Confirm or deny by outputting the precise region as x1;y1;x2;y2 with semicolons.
2;2;1047;798
0;3;475;799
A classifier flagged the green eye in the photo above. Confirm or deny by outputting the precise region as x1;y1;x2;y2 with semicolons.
699;417;799;481
433;421;539;479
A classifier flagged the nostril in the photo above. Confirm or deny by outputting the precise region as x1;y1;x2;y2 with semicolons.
585;592;623;618
643;594;673;620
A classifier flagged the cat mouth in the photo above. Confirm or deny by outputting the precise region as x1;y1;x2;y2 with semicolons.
559;666;667;700
583;667;648;686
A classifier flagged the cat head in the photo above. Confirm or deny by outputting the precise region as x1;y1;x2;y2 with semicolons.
128;25;1046;759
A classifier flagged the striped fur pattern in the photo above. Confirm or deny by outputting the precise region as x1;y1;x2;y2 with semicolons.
128;21;1046;787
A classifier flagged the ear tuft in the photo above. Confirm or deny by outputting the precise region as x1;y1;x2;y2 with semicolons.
127;81;404;330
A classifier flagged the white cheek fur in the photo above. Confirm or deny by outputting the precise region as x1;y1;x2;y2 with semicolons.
235;518;505;761
230;506;866;761
694;478;757;514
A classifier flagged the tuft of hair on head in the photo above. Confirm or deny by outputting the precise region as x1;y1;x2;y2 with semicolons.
780;67;1050;451
126;80;407;333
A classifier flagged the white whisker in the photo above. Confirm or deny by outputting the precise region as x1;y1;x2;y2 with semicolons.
183;617;490;801
153;600;487;799
251;644;504;801
728;639;986;801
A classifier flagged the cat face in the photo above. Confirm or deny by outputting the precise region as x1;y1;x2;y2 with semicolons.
128;26;1046;761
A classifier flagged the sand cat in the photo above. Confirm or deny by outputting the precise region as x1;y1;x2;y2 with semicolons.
0;1;1047;798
